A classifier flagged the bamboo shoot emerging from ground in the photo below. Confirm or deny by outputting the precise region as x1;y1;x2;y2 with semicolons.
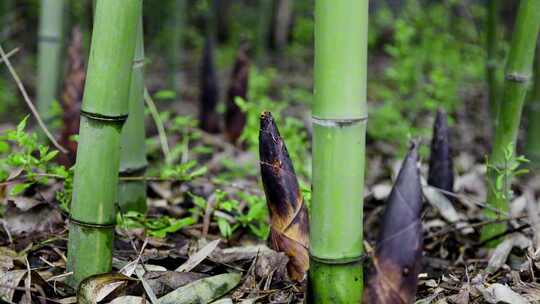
428;109;454;198
486;0;500;125
482;0;540;243
525;45;540;167
199;37;220;134
259;112;309;281
37;0;65;123
118;15;148;214
57;26;85;167
364;143;423;304
309;0;368;302
67;0;141;287
225;44;250;143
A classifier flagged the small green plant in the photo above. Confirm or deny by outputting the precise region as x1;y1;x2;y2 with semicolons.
486;143;529;203
0;117;60;193
190;189;270;240
0;117;73;211
237;67;311;178
117;211;195;238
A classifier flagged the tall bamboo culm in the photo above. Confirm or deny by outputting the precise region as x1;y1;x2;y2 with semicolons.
167;0;185;94
482;0;540;244
119;15;148;214
486;0;500;126
525;45;540;167
309;0;368;302
37;0;65;121
67;0;141;287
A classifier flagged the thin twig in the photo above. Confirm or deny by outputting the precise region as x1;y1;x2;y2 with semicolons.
0;44;67;153
0;47;19;64
144;88;170;162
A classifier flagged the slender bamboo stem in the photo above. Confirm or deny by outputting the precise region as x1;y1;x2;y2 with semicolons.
167;0;185;94
525;45;540;167
67;0;141;287
482;0;540;244
37;0;65;124
118;15;148;214
486;0;500;126
309;0;368;302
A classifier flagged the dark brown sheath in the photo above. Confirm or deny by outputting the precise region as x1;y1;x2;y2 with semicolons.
225;44;250;143
199;37;220;134
428;108;454;198
58;25;85;167
259;112;309;281
364;143;423;304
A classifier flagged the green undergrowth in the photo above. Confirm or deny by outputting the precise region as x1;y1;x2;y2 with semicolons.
368;0;488;153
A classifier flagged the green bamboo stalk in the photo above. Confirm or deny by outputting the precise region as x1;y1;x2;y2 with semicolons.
67;0;141;287
486;0;500;126
167;0;185;94
482;0;540;244
309;0;368;302
37;0;65;122
119;15;148;214
526;46;540;167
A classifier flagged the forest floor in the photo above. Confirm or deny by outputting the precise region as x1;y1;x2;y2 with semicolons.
2;51;540;304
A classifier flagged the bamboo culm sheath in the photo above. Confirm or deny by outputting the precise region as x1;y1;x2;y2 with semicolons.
364;143;423;303
67;0;141;287
309;0;368;302
37;0;65;123
482;0;540;244
118;15;148;214
428;109;454;200
259;112;309;282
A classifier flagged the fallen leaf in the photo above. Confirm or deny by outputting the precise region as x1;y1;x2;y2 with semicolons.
477;283;528;304
77;273;135;304
176;239;220;272
0;269;26;302
158;272;241;304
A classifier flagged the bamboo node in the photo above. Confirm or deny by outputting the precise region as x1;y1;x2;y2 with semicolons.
119;164;148;177
69;217;115;229
309;252;366;264
80;110;128;123
38;34;61;43
505;72;531;83
311;116;368;128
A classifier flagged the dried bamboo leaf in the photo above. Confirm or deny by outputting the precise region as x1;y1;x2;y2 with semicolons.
428;109;454;197
77;273;135;304
58;25;85;167
109;296;146;304
144;271;207;297
259;112;309;281
225;44;250;143
477;283;529;304
364;143;423;304
175;239;220;272
0;269;26;302
199;37;220;134
157;273;241;304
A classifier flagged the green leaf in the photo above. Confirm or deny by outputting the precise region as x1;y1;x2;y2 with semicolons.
217;218;232;238
10;183;31;196
42;150;59;162
0;140;9;153
16;116;29;133
153;89;176;100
